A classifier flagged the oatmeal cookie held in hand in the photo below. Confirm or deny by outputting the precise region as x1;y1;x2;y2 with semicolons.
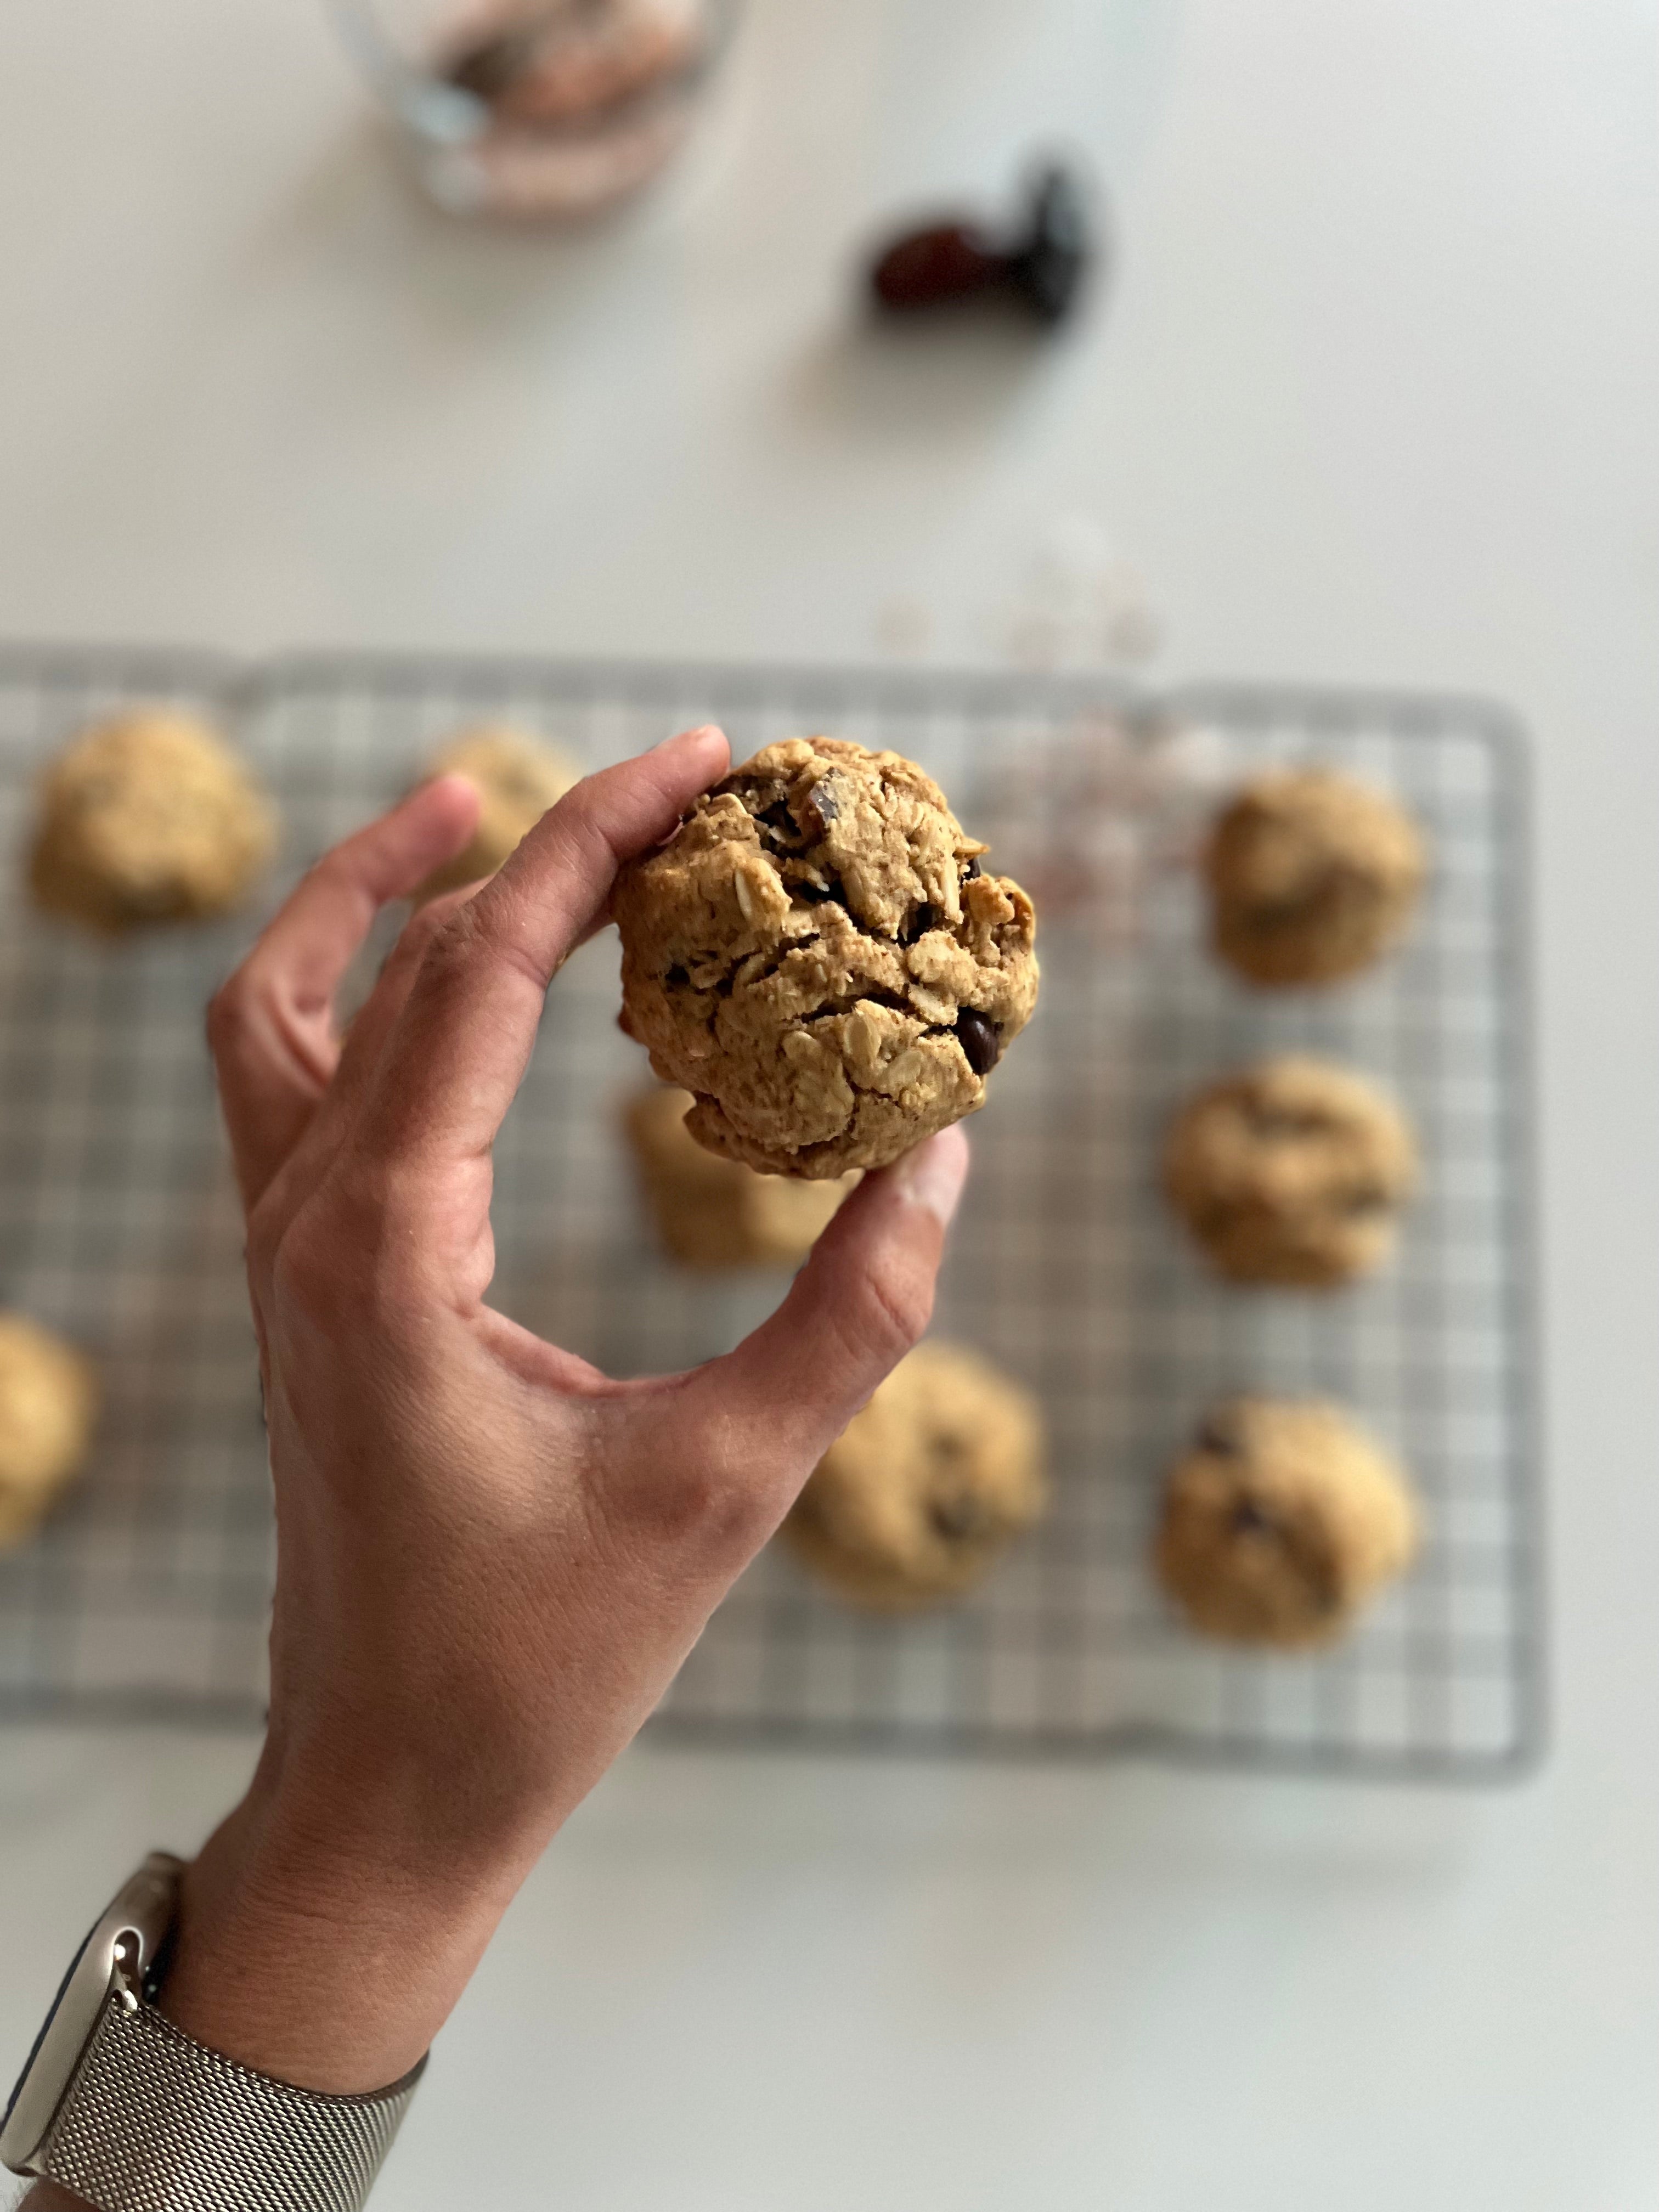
613;738;1039;1177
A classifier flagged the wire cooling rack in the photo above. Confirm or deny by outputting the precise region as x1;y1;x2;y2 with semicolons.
0;645;1543;1779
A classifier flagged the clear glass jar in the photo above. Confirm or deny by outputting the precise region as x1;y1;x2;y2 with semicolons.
331;0;740;221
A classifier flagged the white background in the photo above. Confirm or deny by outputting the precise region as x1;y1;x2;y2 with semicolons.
2;2;1657;2205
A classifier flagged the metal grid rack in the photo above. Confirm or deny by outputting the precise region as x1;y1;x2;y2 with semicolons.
0;644;1544;1778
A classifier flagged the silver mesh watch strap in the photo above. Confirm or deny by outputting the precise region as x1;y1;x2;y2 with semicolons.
37;1994;425;2212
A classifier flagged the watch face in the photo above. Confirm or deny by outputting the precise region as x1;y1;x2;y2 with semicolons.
0;1854;180;2176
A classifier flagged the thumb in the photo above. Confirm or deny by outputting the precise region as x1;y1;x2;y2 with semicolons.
676;1126;971;1497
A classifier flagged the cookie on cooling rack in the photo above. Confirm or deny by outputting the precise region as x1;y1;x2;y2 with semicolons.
613;737;1039;1178
624;1084;859;1269
781;1341;1047;1611
1154;1396;1419;1648
0;1313;98;1550
29;710;276;934
1203;766;1425;987
1163;1054;1416;1288
417;724;582;899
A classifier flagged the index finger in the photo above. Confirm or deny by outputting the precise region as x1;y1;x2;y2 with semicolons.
357;726;729;1173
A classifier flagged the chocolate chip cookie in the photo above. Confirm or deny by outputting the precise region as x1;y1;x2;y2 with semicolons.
1163;1055;1416;1288
29;710;277;934
419;724;582;899
0;1313;98;1550
781;1340;1047;1610
1204;767;1425;986
1154;1396;1419;1647
613;737;1039;1178
625;1084;857;1269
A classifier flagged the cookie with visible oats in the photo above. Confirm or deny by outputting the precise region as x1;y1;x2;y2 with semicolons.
1154;1397;1419;1647
418;725;582;899
613;737;1039;1178
1204;768;1425;986
29;710;275;934
781;1341;1046;1611
0;1313;98;1550
1163;1055;1416;1288
625;1085;857;1269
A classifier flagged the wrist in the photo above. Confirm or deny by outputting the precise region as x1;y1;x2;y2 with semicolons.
159;1753;531;2095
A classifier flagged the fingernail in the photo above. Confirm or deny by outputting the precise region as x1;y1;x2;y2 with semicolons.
894;1127;970;1228
654;723;725;761
425;770;483;808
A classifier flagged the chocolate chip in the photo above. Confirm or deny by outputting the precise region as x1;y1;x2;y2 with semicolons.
1197;1412;1243;1455
1242;891;1323;933
1250;1107;1323;1140
955;1009;1002;1075
962;856;981;881
802;777;840;836
903;901;940;944
929;1492;991;1543
1229;1496;1275;1538
1344;1186;1391;1217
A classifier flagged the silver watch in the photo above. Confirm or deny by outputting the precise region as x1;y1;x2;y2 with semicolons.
2;1853;425;2212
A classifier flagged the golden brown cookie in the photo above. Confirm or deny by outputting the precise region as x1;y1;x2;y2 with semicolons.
614;737;1039;1178
1154;1397;1419;1647
1203;768;1425;986
0;1314;98;1549
781;1341;1047;1611
625;1085;857;1269
1163;1055;1416;1288
29;711;276;934
419;725;582;899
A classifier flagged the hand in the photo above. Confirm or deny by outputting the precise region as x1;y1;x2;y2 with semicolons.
161;728;968;2095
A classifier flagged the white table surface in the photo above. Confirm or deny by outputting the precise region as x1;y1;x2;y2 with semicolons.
2;2;1657;2205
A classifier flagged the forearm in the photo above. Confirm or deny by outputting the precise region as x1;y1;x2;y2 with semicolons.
150;1748;534;2097
9;1768;509;2212
13;1789;517;2210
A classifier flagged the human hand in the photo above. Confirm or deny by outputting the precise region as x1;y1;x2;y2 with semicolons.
161;728;968;2096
